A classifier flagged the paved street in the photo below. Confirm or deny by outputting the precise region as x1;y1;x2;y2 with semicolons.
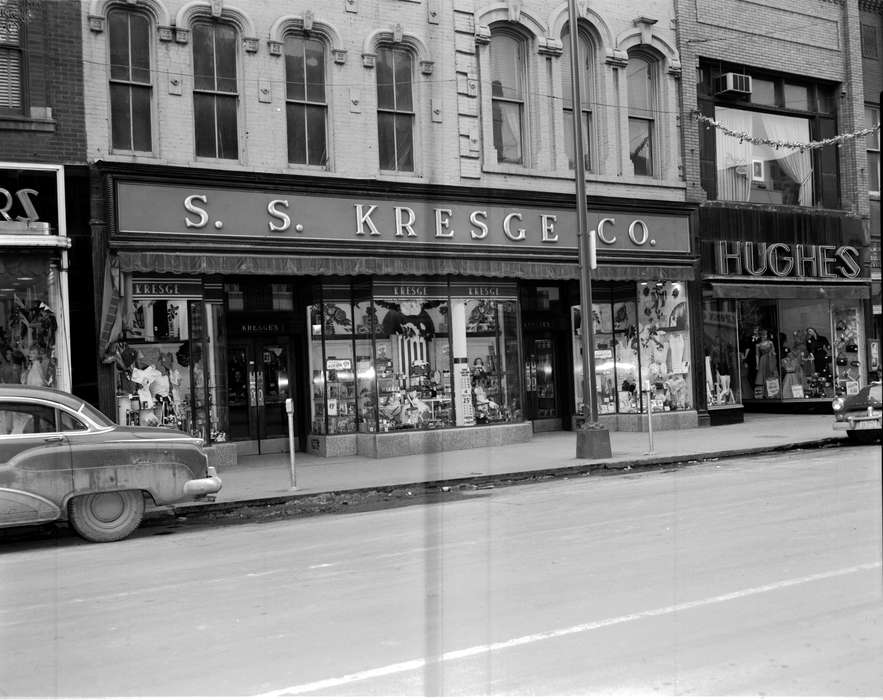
1;445;880;697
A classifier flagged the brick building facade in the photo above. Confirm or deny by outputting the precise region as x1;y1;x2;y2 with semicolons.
1;0;93;399
675;0;878;419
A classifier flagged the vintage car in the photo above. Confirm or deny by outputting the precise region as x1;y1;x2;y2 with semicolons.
831;381;882;444
0;386;221;542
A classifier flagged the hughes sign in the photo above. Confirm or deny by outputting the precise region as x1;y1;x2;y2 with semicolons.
712;240;863;279
115;182;692;254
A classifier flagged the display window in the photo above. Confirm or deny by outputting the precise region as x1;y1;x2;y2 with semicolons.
734;299;866;401
308;279;523;435
572;281;693;415
0;255;62;388
109;279;221;439
701;298;741;406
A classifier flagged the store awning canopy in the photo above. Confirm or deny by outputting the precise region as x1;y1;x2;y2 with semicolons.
707;281;871;300
116;251;695;281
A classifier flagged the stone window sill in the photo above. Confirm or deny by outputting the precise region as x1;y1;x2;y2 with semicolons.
0;115;57;132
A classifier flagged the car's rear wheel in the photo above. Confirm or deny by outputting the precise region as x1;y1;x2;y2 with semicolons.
846;430;881;445
68;490;145;542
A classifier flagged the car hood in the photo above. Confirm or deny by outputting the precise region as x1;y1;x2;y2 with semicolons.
842;383;882;411
108;425;205;446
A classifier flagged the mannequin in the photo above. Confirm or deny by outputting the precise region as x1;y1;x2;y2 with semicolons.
780;347;800;398
754;329;777;392
668;332;685;373
21;346;50;387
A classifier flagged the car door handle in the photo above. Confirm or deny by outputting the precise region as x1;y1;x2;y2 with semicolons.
44;435;65;443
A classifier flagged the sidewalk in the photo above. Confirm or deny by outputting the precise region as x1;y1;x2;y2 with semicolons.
168;413;843;518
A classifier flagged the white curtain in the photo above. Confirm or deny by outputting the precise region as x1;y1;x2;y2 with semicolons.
758;113;813;206
715;108;753;202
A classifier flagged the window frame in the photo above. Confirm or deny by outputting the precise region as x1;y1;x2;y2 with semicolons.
489;28;528;166
0;0;27;116
107;7;153;153
561;25;595;172
192;19;240;160
697;63;841;207
626;51;658;177
284;33;329;168
375;44;415;173
867;104;880;196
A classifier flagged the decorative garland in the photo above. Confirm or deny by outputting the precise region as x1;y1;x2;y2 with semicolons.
693;111;880;152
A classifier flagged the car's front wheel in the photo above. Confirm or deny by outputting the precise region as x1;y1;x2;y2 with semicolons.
68;490;145;542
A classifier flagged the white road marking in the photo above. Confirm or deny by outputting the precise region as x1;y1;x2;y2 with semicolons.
255;561;882;697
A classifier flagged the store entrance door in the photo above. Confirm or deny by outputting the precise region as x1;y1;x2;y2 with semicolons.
524;336;561;429
227;337;294;455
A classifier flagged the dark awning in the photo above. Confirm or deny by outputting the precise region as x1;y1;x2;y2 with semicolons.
117;251;695;281
707;281;871;300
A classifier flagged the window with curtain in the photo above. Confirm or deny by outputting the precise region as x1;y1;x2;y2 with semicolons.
193;22;238;159
376;46;414;172
285;35;327;166
627;53;655;176
561;26;593;171
867;105;880;194
108;9;152;152
489;30;525;164
715;106;813;206
0;0;24;114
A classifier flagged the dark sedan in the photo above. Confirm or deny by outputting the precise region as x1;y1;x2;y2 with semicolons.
832;381;882;444
0;386;221;542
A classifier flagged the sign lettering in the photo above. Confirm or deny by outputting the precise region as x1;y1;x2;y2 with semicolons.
713;240;862;280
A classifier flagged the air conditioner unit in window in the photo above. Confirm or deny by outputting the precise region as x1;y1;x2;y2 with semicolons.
714;73;752;96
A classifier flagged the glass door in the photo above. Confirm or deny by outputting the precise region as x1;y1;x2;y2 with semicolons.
226;337;293;452
524;336;559;420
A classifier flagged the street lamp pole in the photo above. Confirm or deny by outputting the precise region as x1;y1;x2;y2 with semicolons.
567;0;611;458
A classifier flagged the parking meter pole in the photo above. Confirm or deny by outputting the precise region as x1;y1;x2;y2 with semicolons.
285;398;297;490
644;386;655;455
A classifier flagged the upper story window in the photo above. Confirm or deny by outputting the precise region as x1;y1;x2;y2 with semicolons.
108;9;152;152
561;27;594;171
715;107;813;206
489;30;526;165
0;0;24;114
626;53;656;176
861;23;878;59
376;46;414;172
698;65;840;208
192;21;238;159
867;105;880;195
285;35;327;166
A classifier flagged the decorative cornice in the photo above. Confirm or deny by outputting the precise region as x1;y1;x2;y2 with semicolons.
859;0;883;12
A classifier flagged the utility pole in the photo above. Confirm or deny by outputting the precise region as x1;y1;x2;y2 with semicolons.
568;0;611;459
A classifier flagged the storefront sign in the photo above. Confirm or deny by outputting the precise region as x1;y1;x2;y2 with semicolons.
227;318;293;335
132;277;202;298
712;240;863;280
0;164;62;235
374;281;450;298
116;182;692;254
449;280;518;298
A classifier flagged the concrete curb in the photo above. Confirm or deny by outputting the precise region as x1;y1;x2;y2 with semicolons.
144;437;847;527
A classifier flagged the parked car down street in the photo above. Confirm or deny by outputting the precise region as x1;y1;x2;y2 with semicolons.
0;386;221;542
832;381;882;444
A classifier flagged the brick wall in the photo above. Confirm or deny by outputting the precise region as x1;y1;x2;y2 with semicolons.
0;1;86;164
674;0;869;216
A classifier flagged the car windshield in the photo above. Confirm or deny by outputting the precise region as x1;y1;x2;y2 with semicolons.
77;400;115;428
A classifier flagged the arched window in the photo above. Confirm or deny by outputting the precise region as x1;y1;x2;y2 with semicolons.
626;53;655;176
489;30;525;164
376;45;414;172
193;21;238;159
561;27;594;171
285;35;327;166
108;8;152;152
